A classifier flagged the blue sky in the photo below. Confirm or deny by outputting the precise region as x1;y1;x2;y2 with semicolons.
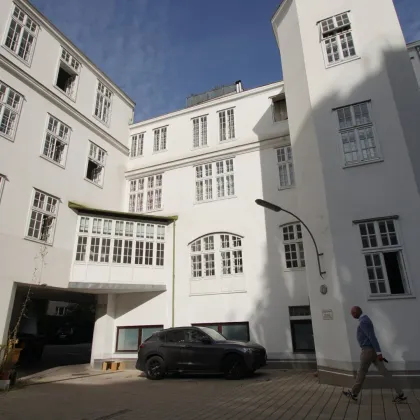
31;0;420;122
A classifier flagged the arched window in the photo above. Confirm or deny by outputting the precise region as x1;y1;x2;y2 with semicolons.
190;233;244;279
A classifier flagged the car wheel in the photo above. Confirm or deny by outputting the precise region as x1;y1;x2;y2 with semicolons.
145;356;166;380
223;354;247;380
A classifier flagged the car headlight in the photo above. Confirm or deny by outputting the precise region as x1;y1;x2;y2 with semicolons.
242;348;254;354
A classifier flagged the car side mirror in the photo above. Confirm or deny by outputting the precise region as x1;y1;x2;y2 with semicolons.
201;337;212;345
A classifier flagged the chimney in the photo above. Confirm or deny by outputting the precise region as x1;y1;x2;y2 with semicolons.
235;80;243;93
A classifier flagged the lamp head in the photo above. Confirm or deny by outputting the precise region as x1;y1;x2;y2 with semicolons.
255;199;282;213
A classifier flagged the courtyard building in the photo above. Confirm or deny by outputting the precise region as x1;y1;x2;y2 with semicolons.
0;0;419;386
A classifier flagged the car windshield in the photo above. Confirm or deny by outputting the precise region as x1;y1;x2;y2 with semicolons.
198;327;226;341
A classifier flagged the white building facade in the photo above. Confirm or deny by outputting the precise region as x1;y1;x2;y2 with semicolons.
1;0;420;386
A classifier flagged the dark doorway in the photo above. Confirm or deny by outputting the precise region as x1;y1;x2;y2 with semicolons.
8;285;96;378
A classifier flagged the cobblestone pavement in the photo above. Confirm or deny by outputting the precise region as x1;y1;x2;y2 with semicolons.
1;370;420;420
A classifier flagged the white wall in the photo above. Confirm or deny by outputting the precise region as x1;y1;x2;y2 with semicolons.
273;0;420;371
120;85;311;359
0;0;134;145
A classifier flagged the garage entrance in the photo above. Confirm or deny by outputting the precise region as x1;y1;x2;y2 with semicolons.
8;284;96;377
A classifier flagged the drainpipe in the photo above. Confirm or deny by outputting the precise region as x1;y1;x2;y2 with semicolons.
171;220;176;327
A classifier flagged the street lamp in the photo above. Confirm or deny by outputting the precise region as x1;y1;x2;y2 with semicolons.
255;199;326;279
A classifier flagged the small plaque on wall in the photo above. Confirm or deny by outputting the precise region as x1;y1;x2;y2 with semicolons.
322;309;333;320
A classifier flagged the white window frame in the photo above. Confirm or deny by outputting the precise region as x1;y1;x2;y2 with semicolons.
195;159;235;204
319;12;357;68
129;174;163;213
85;141;106;187
282;223;305;270
276;146;295;189
0;174;6;204
130;133;144;158
3;4;38;66
272;97;288;122
0;80;23;141
153;127;167;153
74;216;165;268
335;101;382;167
192;115;208;148
190;233;244;279
218;108;235;142
93;81;113;126
356;218;411;297
54;47;81;101
26;189;59;245
41;114;71;167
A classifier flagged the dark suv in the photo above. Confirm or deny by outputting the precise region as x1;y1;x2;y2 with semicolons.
136;326;267;380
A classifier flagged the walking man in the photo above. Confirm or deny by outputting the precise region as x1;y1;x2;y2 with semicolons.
343;306;407;402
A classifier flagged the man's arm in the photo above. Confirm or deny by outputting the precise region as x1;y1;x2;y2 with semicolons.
360;319;382;354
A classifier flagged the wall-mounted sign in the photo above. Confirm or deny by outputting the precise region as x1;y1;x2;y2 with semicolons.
322;309;333;320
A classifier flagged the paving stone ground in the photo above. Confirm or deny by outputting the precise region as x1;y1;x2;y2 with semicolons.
0;370;419;420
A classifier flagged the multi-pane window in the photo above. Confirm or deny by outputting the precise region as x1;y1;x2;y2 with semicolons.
130;133;144;158
42;115;71;166
190;233;243;278
116;325;163;352
282;223;305;269
55;48;81;100
192;322;250;342
336;102;380;166
195;159;235;203
357;219;409;296
277;146;295;188
27;190;59;244
129;175;163;213
153;127;167;152
192;116;208;148
272;98;288;122
0;81;23;140
320;12;356;66
75;216;165;267
4;5;38;63
221;234;243;275
85;142;106;186
219;109;235;142
94;81;113;125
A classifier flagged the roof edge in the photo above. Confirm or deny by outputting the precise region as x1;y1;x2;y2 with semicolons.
20;0;135;108
68;201;178;224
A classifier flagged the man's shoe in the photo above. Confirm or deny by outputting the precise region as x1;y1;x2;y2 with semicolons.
393;394;407;403
342;390;358;401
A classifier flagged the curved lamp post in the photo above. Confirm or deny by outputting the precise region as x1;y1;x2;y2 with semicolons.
255;199;326;279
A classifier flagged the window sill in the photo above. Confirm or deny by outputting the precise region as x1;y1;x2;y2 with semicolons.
73;262;165;269
190;290;247;297
24;236;53;247
40;154;66;169
219;138;237;144
367;294;416;301
342;159;384;169
152;149;168;155
92;114;110;128
143;207;164;214
284;267;306;272
2;45;32;68
84;178;103;189
191;276;217;281
0;132;15;143
191;144;209;152
325;56;361;69
129;155;144;160
278;185;295;191
54;85;77;103
194;195;237;206
273;119;288;124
